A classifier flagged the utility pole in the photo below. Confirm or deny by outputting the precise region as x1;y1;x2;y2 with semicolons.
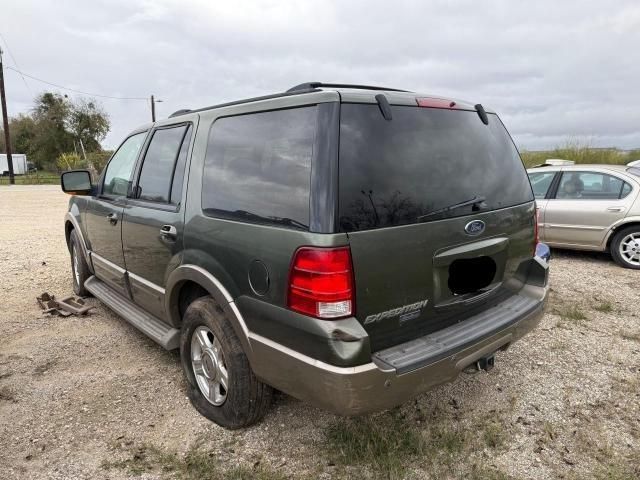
0;47;15;184
150;94;156;122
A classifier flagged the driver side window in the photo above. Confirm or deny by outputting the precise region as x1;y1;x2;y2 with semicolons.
103;133;147;197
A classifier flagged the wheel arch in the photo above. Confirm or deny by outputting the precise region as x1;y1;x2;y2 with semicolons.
605;219;640;250
165;265;253;357
64;212;93;272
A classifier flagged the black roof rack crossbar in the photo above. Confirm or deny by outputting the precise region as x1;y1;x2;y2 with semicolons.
287;82;410;93
166;87;320;119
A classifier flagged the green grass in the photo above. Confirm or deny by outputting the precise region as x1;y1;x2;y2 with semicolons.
594;301;614;313
482;421;507;449
554;304;588;328
594;456;640;480
102;442;287;480
520;141;640;168
0;172;60;185
469;464;514;480
324;411;426;478
324;409;511;479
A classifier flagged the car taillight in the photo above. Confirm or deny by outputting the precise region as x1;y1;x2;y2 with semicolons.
287;247;354;319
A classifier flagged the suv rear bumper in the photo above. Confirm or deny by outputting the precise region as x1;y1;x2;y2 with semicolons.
248;258;549;415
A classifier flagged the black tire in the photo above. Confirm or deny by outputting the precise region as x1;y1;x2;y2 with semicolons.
69;229;91;296
180;296;273;429
610;226;640;270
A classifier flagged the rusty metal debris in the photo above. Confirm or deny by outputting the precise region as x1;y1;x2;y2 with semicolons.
36;292;93;317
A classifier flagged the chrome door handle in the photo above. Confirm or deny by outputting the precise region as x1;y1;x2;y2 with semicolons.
607;206;625;212
107;213;118;225
160;225;177;240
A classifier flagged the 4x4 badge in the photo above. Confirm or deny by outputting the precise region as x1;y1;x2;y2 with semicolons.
464;220;485;236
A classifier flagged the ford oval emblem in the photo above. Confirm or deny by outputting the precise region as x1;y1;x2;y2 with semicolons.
464;220;485;236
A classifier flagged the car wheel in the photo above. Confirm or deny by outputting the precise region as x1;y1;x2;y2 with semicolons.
179;296;273;429
69;229;90;296
610;226;640;269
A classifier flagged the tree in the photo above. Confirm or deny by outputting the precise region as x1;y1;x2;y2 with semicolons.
67;99;110;154
0;92;110;171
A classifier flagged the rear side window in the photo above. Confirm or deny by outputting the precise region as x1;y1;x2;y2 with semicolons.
556;171;630;200
338;104;533;232
528;172;556;199
137;125;190;204
170;126;193;205
202;107;316;229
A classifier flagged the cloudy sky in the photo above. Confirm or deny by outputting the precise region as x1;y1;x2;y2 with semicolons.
2;0;640;151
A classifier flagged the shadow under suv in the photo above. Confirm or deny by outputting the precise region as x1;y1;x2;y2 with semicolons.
61;82;550;429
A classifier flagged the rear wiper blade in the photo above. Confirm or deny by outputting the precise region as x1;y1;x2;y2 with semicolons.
233;210;309;230
416;196;487;221
267;216;309;230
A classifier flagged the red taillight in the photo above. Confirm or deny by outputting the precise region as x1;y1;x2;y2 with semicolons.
416;97;458;109
287;247;354;319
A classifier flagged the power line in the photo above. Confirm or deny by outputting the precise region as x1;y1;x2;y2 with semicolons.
4;65;148;100
0;32;31;95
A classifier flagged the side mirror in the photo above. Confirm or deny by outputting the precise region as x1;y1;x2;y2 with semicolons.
61;170;93;195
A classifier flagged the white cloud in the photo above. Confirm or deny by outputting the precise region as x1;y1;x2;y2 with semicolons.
2;0;639;151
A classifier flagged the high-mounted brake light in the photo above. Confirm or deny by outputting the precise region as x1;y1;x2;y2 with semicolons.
287;247;354;319
416;97;458;109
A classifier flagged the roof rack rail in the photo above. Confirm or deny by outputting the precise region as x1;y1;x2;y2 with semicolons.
287;82;409;93
169;109;192;118
167;87;320;119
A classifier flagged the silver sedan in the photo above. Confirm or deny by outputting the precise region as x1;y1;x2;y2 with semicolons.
527;163;640;269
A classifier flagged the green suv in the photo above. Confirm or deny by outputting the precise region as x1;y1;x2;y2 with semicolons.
61;82;550;429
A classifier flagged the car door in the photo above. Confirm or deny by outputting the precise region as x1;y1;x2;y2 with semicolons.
543;170;634;248
121;122;195;320
85;131;148;294
527;170;560;242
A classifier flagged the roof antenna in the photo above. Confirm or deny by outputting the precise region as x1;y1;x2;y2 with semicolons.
475;104;489;125
375;94;393;121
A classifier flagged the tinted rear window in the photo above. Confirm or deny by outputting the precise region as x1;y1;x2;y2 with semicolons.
202;107;316;229
338;104;534;232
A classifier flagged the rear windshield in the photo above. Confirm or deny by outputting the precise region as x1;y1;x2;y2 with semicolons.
338;104;533;232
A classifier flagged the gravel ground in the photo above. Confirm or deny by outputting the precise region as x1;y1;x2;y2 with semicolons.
0;185;638;479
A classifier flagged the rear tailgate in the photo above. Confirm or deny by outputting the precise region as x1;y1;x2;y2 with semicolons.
337;101;536;352
348;204;535;351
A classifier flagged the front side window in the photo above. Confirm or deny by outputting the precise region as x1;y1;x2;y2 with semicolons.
202;106;316;229
556;171;629;200
103;132;146;197
528;172;556;199
137;125;190;203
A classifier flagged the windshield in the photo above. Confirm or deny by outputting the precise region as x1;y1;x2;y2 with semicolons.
338;104;534;232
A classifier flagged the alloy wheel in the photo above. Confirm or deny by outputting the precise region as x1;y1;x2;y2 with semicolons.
190;326;229;406
619;232;640;267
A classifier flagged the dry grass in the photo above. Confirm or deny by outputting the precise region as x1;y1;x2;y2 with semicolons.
619;330;640;343
520;141;640;168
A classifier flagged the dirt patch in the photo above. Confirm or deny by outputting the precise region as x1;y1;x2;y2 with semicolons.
0;186;638;479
